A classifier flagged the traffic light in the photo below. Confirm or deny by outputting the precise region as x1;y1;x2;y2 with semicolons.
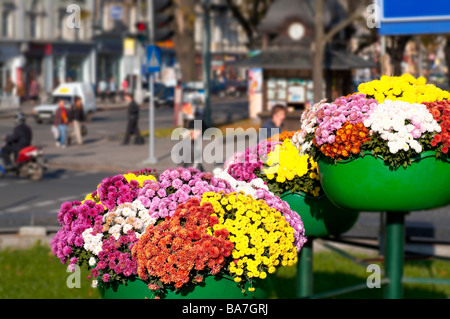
135;21;148;44
154;0;174;43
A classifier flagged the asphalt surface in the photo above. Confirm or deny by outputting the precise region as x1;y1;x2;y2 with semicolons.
0;169;115;230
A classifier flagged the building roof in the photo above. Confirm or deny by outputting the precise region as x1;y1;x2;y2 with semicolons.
233;48;376;70
258;0;347;35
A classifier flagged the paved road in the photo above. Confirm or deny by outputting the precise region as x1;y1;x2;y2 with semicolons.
0;169;115;230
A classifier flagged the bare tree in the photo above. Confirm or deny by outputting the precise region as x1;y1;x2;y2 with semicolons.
173;0;197;81
225;0;274;49
312;0;370;102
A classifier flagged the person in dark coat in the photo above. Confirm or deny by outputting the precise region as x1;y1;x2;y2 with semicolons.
69;96;86;146
122;93;144;145
1;112;32;169
261;104;287;139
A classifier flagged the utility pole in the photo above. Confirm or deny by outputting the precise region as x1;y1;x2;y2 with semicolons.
202;0;212;128
143;0;158;164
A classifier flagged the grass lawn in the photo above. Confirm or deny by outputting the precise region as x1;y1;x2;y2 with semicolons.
1;243;450;299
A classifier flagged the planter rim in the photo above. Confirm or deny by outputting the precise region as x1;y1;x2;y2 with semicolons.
280;190;326;200
321;150;450;165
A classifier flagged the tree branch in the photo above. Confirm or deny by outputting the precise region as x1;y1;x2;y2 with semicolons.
225;0;254;42
323;7;363;44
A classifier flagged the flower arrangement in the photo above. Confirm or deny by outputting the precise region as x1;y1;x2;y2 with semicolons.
268;130;301;143
201;192;298;290
256;138;322;197
294;75;449;168
423;100;450;155
225;140;280;182
213;168;307;252
52;166;305;297
136;167;234;219
132;198;233;292
357;74;450;103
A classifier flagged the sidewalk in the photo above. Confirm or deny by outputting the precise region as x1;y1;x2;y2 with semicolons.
0;99;128;119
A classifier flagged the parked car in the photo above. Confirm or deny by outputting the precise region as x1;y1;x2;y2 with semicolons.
155;86;175;107
32;82;97;124
226;80;248;97
143;82;166;104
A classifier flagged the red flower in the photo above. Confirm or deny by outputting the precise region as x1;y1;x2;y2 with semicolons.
434;134;442;143
443;146;449;154
131;198;232;291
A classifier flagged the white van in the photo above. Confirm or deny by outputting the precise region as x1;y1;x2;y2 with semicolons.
33;82;96;124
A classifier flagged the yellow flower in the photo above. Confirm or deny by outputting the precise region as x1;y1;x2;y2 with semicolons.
248;287;255;292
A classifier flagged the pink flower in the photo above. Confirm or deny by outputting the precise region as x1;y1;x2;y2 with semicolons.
102;273;110;282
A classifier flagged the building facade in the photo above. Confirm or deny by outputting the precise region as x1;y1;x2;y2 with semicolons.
0;0;249;99
0;0;141;98
194;0;249;82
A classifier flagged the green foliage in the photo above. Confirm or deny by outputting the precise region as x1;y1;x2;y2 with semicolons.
0;243;100;299
254;168;322;197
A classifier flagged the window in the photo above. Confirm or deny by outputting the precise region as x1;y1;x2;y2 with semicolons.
2;11;9;38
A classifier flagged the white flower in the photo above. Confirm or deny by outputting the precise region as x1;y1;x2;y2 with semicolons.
92;280;98;288
109;224;122;235
365;100;441;155
88;257;97;267
123;224;133;234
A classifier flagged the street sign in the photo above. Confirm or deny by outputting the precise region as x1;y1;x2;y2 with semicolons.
377;0;450;35
146;45;162;73
110;5;123;20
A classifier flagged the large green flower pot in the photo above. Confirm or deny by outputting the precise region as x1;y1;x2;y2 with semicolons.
99;275;272;299
318;151;450;212
280;191;359;237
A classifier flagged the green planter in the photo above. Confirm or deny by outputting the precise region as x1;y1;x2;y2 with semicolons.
99;274;273;299
318;151;450;212
280;191;359;237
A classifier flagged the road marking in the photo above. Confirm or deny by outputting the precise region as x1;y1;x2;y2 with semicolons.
58;196;77;202
34;200;57;207
5;205;30;213
73;171;92;177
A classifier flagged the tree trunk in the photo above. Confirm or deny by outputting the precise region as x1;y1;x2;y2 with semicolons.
391;36;411;76
173;0;197;82
313;0;325;103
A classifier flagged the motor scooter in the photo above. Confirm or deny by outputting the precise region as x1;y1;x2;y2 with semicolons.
0;145;47;181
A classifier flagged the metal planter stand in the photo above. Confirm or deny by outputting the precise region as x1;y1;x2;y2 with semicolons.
295;211;450;299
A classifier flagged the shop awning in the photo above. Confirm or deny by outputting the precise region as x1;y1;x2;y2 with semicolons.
233;49;376;70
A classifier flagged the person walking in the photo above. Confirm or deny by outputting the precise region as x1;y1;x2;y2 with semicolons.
122;93;144;145
69;96;86;146
16;82;26;106
121;77;129;101
98;79;107;102
108;77;116;103
54;99;69;148
4;77;15;98
28;78;40;104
